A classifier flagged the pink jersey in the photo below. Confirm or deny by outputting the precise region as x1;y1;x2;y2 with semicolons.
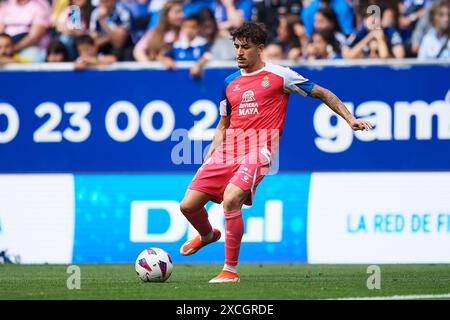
0;0;51;49
217;62;314;164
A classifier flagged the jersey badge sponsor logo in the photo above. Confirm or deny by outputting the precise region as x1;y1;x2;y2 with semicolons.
241;90;256;102
261;75;270;88
238;90;259;116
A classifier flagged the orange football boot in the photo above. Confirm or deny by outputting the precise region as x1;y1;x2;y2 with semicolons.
209;270;240;283
180;228;221;256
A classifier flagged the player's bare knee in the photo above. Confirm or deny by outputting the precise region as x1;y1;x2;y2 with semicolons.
179;200;196;215
222;194;242;212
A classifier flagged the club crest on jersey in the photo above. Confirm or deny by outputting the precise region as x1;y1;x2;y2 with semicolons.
261;76;270;87
239;90;259;116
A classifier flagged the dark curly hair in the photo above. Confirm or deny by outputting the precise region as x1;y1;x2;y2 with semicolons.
316;7;342;33
46;39;70;62
230;22;269;46
314;28;341;55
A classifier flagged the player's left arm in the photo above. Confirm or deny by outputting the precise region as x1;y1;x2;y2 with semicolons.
282;67;373;131
309;84;373;131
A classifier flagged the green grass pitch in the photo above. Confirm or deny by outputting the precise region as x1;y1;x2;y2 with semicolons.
1;264;449;300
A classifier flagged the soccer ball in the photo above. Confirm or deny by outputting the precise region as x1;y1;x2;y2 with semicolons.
135;247;173;282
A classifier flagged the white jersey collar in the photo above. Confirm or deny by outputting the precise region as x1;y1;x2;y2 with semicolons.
240;62;268;76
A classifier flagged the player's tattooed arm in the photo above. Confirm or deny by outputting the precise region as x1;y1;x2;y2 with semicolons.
205;116;231;160
309;84;373;131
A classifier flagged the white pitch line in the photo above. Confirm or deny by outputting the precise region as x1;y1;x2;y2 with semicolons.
331;293;450;300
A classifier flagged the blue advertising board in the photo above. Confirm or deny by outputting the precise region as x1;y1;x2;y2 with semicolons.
72;173;310;263
1;171;449;264
0;63;449;172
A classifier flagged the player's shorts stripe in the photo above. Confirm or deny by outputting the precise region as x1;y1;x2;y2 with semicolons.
250;167;258;199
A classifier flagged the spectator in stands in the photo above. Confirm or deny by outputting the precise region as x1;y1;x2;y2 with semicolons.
306;28;342;59
356;0;398;28
411;0;438;55
302;0;354;37
46;39;70;62
271;14;305;60
121;0;151;23
120;0;152;44
183;0;253;33
314;7;347;47
183;0;215;17
161;15;210;77
398;0;428;44
343;9;405;58
214;0;253;32
89;0;133;60
262;43;285;60
198;8;235;60
0;33;25;64
253;0;303;42
175;0;249;35
418;0;450;58
56;0;93;60
146;0;170;30
0;0;52;62
51;0;69;26
74;34;117;69
133;0;183;61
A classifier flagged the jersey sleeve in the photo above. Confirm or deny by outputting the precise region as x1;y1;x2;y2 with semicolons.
219;85;232;116
219;70;241;116
282;67;315;96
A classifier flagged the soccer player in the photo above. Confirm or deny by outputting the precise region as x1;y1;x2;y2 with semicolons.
179;22;373;283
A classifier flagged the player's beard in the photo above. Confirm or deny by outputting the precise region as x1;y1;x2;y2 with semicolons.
236;55;248;69
236;59;249;69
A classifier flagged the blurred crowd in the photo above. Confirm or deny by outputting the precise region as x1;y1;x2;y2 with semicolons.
0;0;449;70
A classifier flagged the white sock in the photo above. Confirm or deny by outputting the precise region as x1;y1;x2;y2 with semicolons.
201;230;214;242
223;264;237;273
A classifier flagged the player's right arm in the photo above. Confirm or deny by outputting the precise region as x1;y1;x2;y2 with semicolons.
204;77;234;161
205;115;230;160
